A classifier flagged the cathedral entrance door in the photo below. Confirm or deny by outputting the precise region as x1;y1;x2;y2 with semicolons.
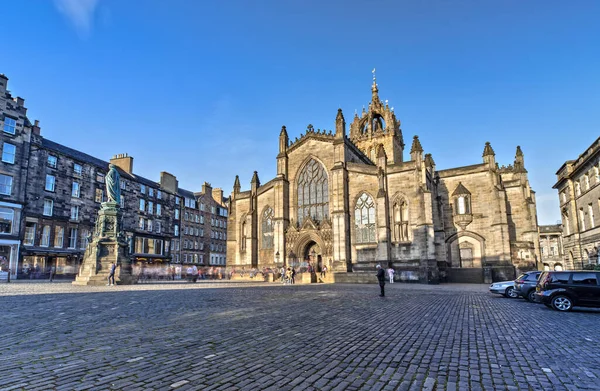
303;241;322;273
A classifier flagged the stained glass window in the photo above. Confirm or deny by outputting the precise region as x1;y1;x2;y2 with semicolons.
262;207;274;249
297;159;329;225
355;193;376;243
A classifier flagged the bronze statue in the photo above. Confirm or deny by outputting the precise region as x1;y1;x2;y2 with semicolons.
105;164;121;204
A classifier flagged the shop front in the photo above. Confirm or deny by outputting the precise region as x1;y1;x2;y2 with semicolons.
21;249;82;280
0;240;20;280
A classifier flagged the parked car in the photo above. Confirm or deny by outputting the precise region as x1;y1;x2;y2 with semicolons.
489;280;518;298
514;271;542;301
534;271;600;312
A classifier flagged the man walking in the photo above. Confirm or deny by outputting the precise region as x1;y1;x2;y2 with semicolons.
376;265;385;297
107;262;116;286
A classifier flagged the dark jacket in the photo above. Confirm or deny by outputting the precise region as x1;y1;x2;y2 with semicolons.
376;268;386;284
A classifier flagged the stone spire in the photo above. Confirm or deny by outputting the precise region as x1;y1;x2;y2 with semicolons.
335;108;346;139
482;142;496;168
233;175;241;194
410;135;423;161
514;145;527;172
251;171;260;189
482;141;495;157
279;126;288;154
424;153;435;169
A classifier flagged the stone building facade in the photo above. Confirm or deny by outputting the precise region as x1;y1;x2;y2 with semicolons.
0;74;29;275
0;73;227;279
227;79;541;283
554;137;600;269
538;224;564;271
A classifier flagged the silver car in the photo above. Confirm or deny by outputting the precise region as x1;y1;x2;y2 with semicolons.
489;280;518;298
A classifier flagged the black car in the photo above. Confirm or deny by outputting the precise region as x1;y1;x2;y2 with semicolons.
514;271;542;301
534;271;600;311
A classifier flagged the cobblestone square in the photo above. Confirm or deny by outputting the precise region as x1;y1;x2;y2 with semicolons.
1;281;599;390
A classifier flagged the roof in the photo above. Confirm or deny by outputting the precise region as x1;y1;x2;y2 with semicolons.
177;188;195;199
42;137;160;188
451;182;471;196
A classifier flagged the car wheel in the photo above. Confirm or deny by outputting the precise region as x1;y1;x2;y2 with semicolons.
505;287;518;298
527;290;537;302
551;295;573;312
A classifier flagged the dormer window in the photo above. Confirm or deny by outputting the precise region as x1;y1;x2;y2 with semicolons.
451;182;473;229
452;183;472;215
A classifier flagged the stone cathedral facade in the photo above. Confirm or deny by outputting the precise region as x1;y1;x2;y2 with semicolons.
226;79;541;283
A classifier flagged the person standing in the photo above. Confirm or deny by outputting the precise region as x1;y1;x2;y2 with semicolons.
376;265;385;297
192;265;199;282
291;268;296;284
107;262;116;286
49;264;56;282
387;267;395;284
321;265;328;279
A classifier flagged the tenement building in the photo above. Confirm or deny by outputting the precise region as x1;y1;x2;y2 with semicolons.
0;74;28;275
538;224;564;271
0;73;227;279
554;137;600;268
227;78;541;283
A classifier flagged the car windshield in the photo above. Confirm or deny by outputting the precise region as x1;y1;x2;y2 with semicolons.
516;274;529;281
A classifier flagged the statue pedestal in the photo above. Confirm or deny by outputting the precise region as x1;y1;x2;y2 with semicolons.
73;202;134;286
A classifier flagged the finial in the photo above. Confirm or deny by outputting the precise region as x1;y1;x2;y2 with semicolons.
372;68;376;83
391;107;394;112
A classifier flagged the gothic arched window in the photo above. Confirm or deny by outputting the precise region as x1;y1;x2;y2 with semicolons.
393;197;409;242
262;207;274;249
297;159;329;225
240;221;247;251
355;193;376;243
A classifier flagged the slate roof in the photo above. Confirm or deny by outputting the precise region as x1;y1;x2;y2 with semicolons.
451;182;471;196
41;137;160;188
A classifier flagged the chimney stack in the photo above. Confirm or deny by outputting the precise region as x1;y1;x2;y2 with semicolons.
160;172;178;194
0;74;7;93
110;153;134;174
32;120;41;136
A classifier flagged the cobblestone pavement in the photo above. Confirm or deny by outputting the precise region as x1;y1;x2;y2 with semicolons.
1;281;599;391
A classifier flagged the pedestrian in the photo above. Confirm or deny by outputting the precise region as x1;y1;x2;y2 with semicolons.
280;266;286;283
192;265;199;282
49;265;56;282
376;264;385;297
170;265;176;281
291;268;296;284
387;267;395;284
321;265;328;279
186;266;193;282
107;262;117;286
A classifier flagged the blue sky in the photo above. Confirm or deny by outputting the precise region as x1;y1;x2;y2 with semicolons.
3;0;599;224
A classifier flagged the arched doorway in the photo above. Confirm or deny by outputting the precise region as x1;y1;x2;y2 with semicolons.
303;241;322;273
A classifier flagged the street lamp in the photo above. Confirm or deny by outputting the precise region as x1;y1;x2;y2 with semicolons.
275;250;280;265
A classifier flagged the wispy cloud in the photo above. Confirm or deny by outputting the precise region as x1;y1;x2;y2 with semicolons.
54;0;100;37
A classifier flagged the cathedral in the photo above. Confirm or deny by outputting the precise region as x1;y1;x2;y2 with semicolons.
226;77;540;283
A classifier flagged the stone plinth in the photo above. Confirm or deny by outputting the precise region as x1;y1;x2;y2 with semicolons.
73;201;133;286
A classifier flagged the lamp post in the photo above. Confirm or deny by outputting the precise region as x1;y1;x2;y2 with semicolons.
275;250;280;265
